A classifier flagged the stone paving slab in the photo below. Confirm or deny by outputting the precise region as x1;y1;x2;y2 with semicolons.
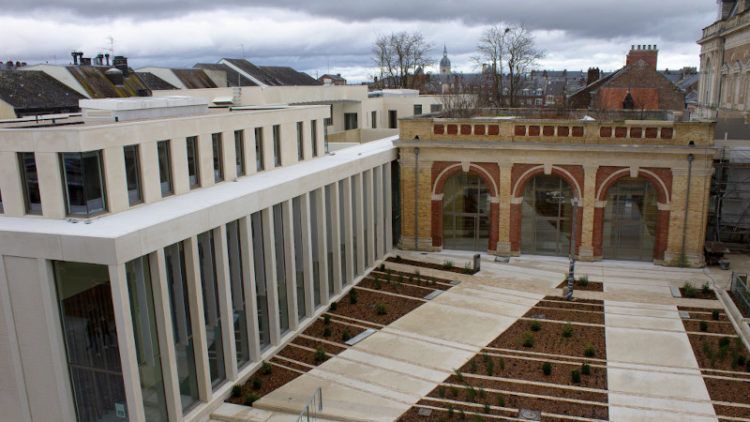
608;403;717;422
606;326;700;368
337;348;448;383
354;329;476;371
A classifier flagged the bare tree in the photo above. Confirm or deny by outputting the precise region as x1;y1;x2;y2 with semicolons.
373;31;434;89
474;25;509;107
440;74;480;117
505;25;545;107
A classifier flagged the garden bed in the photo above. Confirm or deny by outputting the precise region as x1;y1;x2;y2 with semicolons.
387;256;478;275
677;306;729;321
679;283;717;300
370;268;455;290
687;333;750;373
538;297;605;311
440;375;608;404
358;277;437;299
227;364;303;406
329;287;426;325
302;317;367;345
487;320;606;359
682;319;737;335
524;307;605;325
555;278;604;292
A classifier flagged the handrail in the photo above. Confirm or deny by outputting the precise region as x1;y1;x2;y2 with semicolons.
295;386;323;422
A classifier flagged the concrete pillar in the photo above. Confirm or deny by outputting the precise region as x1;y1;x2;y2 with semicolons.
140;141;161;203
262;126;274;172
215;225;237;380
198;134;214;188
497;162;513;255
384;164;393;253
239;217;261;362
330;183;343;294
184;236;211;402
0;151;25;216
171;137;189;195
223;131;237;181
261;207;281;345
107;264;146;422
579;165;598;260
282;200;299;330
374;166;385;259
102;147;129;213
303;121;312;160
36;152;66;218
300;193;316;312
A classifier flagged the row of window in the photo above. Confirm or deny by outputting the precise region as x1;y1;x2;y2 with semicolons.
11;120;321;217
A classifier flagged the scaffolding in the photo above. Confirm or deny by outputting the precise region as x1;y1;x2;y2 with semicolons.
708;146;750;251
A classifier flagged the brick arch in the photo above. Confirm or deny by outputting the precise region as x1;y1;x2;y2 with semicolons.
509;164;585;254
430;162;499;251
593;167;672;261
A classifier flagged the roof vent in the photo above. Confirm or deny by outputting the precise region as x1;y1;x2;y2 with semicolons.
105;67;124;86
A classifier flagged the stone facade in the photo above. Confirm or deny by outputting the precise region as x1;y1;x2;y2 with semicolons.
397;117;715;267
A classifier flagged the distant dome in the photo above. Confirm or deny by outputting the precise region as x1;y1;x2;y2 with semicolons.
440;56;451;68
440;45;451;74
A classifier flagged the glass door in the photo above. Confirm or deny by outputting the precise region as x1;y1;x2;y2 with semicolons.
442;172;490;251
603;178;658;261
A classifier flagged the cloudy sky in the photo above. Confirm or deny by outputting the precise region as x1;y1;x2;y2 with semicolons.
2;1;717;82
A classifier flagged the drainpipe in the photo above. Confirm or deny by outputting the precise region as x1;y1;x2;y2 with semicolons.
414;146;420;251
681;152;695;265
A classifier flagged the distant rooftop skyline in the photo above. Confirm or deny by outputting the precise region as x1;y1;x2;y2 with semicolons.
0;1;716;83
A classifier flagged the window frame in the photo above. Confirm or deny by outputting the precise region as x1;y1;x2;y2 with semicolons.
123;144;143;206
186;136;201;189
60;150;108;217
272;125;282;167
156;140;173;197
234;130;245;177
212;133;224;183
18;152;42;215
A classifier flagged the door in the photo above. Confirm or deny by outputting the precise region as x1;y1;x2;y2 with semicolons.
442;172;490;251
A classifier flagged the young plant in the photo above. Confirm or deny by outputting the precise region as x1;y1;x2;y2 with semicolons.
498;357;505;371
571;369;581;384
378;263;386;271
702;282;711;295
562;322;574;338
260;361;272;375
712;309;720;321
375;303;387;315
478;387;486;400
485;357;494;376
243;393;260;406
341;329;352;342
581;363;591;375
374;277;382;290
438;385;446;398
251;377;262;390
348;289;358;305
466;386;477;402
699;320;708;332
414;269;421;283
682;281;696;298
453;368;464;383
329;301;338;311
450;385;459;398
484;403;491;414
444;260;454;269
522;331;535;348
314;346;328;364
578;274;589;287
530;320;541;332
542;362;552;376
322;326;332;337
323;314;331;325
447;406;454;418
497;395;505;407
469;359;478;373
583;343;596;357
232;385;242;397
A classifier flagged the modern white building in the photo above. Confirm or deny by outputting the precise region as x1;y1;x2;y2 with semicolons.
0;96;397;421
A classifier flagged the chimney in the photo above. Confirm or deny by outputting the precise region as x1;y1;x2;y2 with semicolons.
112;56;129;76
71;51;79;65
6;61;13;70
95;53;104;66
627;44;658;70
586;67;600;85
105;53;110;66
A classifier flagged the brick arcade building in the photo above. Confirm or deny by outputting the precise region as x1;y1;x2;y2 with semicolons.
396;115;715;267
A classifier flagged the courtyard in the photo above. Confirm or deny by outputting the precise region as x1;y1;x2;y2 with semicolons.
211;251;749;422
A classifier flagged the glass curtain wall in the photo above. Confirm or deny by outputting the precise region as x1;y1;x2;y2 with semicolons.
157;141;173;196
272;204;290;333
212;134;224;183
324;185;335;295
338;181;347;285
442;172;490;251
164;242;199;411
363;173;370;266
251;212;271;349
351;176;359;276
196;231;226;387
520;174;573;256
226;220;249;368
60;151;107;216
234;130;245;177
310;120;318;157
292;196;307;318
124;145;142;205
19;152;42;214
309;191;322;307
126;257;168;422
186;137;200;189
54;262;126;422
255;128;264;172
603;177;659;261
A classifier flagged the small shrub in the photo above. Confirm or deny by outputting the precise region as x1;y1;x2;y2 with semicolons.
498;357;505;370
464;262;472;273
746;360;750;372
341;329;352;342
398;274;404;284
414;269;421;283
683;282;696;298
578;274;589;287
530;320;541;332
581;363;591;375
448;406;454;418
485;358;494;376
478;387;486;399
712;309;720;321
322;326;332;337
702;282;711;295
737;355;747;366
231;385;242;397
329;302;338;311
375;303;387;315
584;343;596;357
482;353;491;364
542;362;552;375
497;395;505;407
484;403;491;414
438;385;446;398
378;263;385;271
450;385;459;398
466;387;476;402
522;331;535;348
469;359;478;373
260;361;272;375
562;322;574;338
444;260;454;269
251;378;262;390
323;314;331;325
348;289;358;305
459;409;466;420
699;320;709;332
719;337;731;348
571;369;581;384
314;347;328;364
374;278;382;289
243;393;259;406
453;369;464;383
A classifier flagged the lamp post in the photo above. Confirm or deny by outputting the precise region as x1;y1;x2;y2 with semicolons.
547;191;580;301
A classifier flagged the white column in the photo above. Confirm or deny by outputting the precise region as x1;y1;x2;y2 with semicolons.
354;174;365;275
223;131;237;181
36;152;66;218
108;264;146;422
102;147;129;213
184;236;211;402
262;207;281;346
198;134;214;188
385;163;393;253
300;193;316;312
282;200;299;330
239;217;261;362
342;178;354;284
150;251;182;422
365;169;376;266
247;129;258;176
374;166;384;259
171;137;189;195
315;188;330;304
215;225;237;380
330;183;343;294
139;141;161;203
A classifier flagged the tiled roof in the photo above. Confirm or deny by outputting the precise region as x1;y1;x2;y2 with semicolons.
66;65;151;98
0;69;85;113
136;72;178;91
194;63;257;87
223;58;319;86
171;69;217;89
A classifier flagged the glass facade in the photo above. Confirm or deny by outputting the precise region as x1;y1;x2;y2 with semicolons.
255;128;264;172
54;262;126;422
351;176;359;275
186;136;200;189
310;120;318;157
520;174;572;256
19;152;41;214
296;122;304;161
124;145;142;205
363;173;370;266
157;140;173;196
442;172;490;251
309;191;322;307
374;169;380;255
164;242;199;411
212;133;224;183
338;181;347;285
196;230;226;387
234;130;245;177
325;185;335;295
61;151;107;216
251;212;271;349
272;125;281;167
603;177;658;261
226;220;250;368
292;196;306;318
126;257;168;422
272;204;290;333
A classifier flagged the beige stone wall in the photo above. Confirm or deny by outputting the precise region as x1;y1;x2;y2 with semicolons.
399;148;434;250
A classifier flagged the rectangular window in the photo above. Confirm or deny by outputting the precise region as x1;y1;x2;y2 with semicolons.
430;104;443;113
234;130;245;177
388;110;398;129
311;120;318;157
272;125;281;167
18;152;41;214
344;112;358;130
296;122;304;161
324;117;332;127
61;151;107;216
364;172;370;267
226;220;250;368
126;256;168;422
212;133;224;183
292;196;306;318
351;176;359;276
309;191;322;307
0;189;3;213
197;230;226;387
374;169;380;256
186;136;200;189
273;204;290;333
156;140;173;196
255;128;265;172
339;181;347;284
371;111;377;129
54;262;127;422
124;145;142;205
413;104;422;115
164;241;199;411
325;185;335;295
251;212;271;349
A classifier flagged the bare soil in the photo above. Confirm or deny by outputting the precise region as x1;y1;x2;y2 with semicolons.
677;305;728;321
524;307;605;325
441;375;607;403
329;287;425;325
555;279;604;292
683;319;737;335
227;365;303;406
705;377;750;406
679;287;718;300
358;277;436;299
387;256;478;275
538;297;605;311
488;320;606;359
687;333;750;373
302;318;366;346
371;269;454;289
277;343;329;367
